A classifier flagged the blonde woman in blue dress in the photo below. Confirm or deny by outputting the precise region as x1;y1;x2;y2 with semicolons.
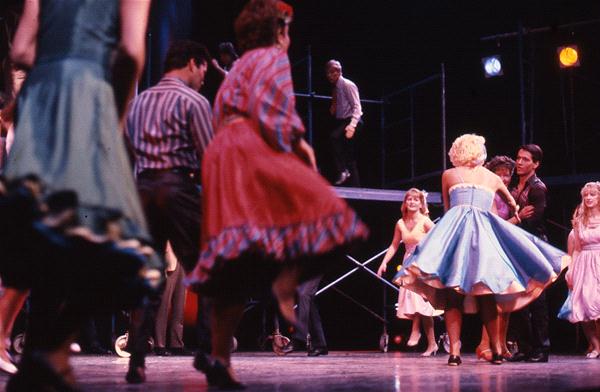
377;188;442;356
395;134;568;366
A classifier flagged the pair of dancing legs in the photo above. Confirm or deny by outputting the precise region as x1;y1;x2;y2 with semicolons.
197;251;336;389
476;313;511;360
406;314;438;356
444;290;505;365
582;320;600;357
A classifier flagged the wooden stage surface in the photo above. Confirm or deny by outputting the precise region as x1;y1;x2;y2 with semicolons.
1;351;598;391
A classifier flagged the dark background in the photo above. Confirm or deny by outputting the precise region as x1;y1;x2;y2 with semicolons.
190;0;599;354
2;0;599;354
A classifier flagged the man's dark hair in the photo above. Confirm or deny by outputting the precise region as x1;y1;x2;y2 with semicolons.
163;40;210;73
518;144;543;164
218;42;239;60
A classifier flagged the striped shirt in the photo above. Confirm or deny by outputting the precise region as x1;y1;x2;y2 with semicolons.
333;76;362;128
213;46;304;152
125;77;214;175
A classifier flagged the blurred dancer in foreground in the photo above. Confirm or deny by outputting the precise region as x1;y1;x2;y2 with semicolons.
188;0;368;388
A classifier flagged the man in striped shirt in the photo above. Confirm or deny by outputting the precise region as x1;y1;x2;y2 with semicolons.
124;40;213;374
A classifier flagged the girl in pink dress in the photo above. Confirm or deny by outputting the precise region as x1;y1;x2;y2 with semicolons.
377;188;441;356
558;181;600;358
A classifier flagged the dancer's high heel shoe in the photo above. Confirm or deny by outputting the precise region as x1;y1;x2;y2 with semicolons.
406;333;422;348
206;359;246;390
447;355;462;366
421;344;438;357
7;351;81;392
0;350;17;375
585;350;600;359
490;352;503;365
476;347;492;361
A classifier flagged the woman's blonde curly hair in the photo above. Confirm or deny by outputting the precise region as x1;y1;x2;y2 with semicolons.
448;134;487;168
572;181;600;229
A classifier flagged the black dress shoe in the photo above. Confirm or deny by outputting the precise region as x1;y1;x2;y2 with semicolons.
526;351;549;363
447;355;462;366
170;347;194;356
154;347;172;356
507;351;529;362
126;365;146;384
84;345;114;355
491;353;503;365
7;352;82;392
206;359;246;390
307;347;328;357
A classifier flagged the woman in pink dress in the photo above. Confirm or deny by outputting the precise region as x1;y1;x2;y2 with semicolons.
558;181;600;358
188;0;367;388
377;188;441;356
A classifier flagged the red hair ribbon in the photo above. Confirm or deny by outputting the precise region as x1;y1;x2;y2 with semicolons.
276;1;294;19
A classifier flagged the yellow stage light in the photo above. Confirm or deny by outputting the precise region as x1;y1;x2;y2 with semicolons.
558;45;580;68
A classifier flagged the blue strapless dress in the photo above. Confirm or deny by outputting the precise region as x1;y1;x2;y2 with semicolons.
393;184;569;313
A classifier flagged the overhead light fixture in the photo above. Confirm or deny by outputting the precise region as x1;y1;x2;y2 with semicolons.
558;45;580;68
482;55;503;78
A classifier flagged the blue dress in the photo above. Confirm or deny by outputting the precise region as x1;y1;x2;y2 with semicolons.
5;0;148;239
394;184;568;313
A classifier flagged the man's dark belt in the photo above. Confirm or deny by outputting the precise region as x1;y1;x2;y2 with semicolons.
138;167;200;182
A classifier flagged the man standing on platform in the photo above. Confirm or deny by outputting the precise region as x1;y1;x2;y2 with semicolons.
124;40;213;379
508;144;551;363
326;59;363;187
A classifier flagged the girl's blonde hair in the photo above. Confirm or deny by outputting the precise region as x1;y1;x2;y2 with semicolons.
448;134;487;168
572;182;600;229
401;188;429;217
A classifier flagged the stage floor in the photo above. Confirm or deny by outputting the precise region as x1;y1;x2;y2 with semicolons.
1;351;599;391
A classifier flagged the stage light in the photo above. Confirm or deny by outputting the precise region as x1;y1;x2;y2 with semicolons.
482;55;503;78
558;45;580;68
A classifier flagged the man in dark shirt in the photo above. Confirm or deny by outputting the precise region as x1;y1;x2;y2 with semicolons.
509;144;551;363
124;40;214;382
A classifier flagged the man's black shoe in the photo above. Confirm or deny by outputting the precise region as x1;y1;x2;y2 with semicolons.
307;347;328;357
526;351;549;363
154;347;172;356
170;347;194;356
507;351;529;362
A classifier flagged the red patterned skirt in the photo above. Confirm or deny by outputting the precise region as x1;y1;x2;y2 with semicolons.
188;118;368;296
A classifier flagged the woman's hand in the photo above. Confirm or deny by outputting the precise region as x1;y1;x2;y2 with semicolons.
511;203;521;223
293;138;317;170
377;262;387;277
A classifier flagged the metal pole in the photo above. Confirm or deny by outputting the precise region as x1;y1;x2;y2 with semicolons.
528;38;535;143
307;46;313;145
441;63;447;170
517;20;527;145
315;249;389;296
410;90;415;179
381;95;386;187
569;71;576;173
559;72;569;165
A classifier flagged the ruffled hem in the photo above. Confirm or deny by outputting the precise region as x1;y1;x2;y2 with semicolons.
395;254;570;313
396;287;444;319
193;209;368;277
